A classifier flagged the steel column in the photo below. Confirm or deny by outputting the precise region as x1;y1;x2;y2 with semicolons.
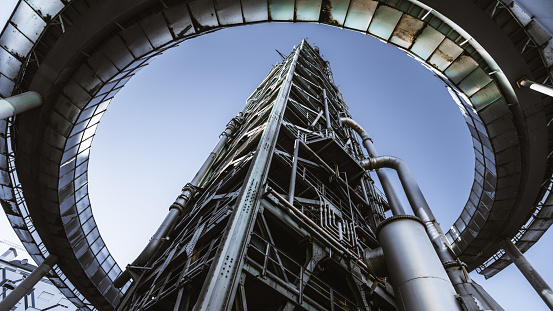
0;255;58;310
499;238;553;310
192;41;304;311
288;139;300;204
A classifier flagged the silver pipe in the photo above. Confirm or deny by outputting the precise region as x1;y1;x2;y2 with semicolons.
518;78;553;98
267;188;368;271
378;216;461;311
340;117;405;215
499;238;553;309
323;89;331;129
114;114;244;288
0;91;42;119
288;139;300;204
0;255;58;310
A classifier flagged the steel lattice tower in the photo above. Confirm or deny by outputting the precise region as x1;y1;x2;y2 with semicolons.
115;40;398;311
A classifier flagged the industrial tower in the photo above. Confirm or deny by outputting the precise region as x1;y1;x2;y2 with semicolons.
112;41;502;311
113;41;393;310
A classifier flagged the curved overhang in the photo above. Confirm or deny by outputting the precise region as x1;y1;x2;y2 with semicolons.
0;0;552;309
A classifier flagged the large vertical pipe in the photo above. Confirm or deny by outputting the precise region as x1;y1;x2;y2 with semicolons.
288;139;300;204
340;118;405;215
114;114;243;288
499;238;553;309
377;216;461;311
0;91;42;119
0;255;58;310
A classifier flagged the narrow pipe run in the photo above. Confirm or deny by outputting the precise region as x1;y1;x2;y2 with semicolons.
0;91;42;119
114;114;244;288
322;89;331;129
518;78;553;98
340;118;405;215
0;255;58;310
288;139;300;204
499;238;553;310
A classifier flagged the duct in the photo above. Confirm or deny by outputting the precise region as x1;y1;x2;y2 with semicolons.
0;255;58;310
114;114;244;288
0;91;42;119
339;118;405;215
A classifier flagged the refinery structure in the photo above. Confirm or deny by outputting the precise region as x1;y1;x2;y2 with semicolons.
1;0;553;310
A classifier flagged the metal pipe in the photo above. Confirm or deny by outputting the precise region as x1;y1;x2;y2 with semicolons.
114;114;243;288
0;91;42;119
288;139;300;204
378;216;461;311
518;78;553;98
297;140;372;208
499;238;553;309
0;255;58;310
340;117;405;215
267;188;368;270
323;89;331;129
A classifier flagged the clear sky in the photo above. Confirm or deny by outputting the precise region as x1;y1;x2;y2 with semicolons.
1;1;552;310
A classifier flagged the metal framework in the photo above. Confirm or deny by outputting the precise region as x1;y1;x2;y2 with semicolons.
0;0;552;309
116;41;395;311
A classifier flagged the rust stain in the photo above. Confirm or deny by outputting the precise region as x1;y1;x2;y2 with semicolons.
319;0;340;26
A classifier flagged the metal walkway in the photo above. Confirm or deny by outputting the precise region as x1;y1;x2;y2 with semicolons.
0;0;551;309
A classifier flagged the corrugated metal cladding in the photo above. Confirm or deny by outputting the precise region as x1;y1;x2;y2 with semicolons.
0;0;551;308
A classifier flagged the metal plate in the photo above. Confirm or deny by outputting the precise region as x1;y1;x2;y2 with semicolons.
241;0;269;23
188;0;220;29
410;25;444;60
164;4;196;39
427;38;463;71
214;0;243;25
390;14;425;49
296;0;322;21
269;0;295;21
368;6;402;41
344;0;378;31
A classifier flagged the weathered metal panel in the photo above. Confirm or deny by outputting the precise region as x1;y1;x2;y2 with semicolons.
427;38;463;71
10;1;46;43
61;81;93;111
320;0;349;26
72;64;103;95
241;0;268;23
486;115;515;139
296;0;322;21
445;54;479;84
389;14;425;49
0;23;33;61
140;13;173;49
478;97;509;124
457;67;492;97
344;0;378;31
491;130;519;154
188;0;220;30
163;4;195;39
471;82;502;111
120;24;154;60
101;36;135;71
214;0;243;25
368;6;402;41
269;0;295;21
409;25;444;60
25;0;65;20
0;74;15;97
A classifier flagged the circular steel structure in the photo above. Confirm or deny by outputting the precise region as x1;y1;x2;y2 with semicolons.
0;0;552;309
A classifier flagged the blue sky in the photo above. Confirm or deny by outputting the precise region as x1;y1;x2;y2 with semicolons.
1;2;552;310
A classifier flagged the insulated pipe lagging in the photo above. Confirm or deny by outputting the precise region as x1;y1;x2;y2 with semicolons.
339;117;405;215
114;114;244;288
0;91;42;119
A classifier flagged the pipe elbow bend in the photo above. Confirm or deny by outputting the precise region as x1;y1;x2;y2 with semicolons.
361;156;404;171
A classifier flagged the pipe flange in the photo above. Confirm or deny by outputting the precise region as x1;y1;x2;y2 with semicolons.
376;215;424;236
443;260;467;269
